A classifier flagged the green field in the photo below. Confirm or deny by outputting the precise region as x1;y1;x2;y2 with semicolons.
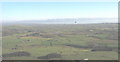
2;23;118;60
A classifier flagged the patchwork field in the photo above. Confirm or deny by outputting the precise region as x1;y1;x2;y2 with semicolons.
2;23;118;60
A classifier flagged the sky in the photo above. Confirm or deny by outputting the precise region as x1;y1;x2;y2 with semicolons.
0;0;119;2
1;2;118;22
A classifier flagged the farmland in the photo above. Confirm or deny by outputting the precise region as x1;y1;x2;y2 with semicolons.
2;23;118;60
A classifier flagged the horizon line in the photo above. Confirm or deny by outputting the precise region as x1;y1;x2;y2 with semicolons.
3;17;118;22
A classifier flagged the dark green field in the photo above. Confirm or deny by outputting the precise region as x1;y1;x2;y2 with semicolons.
2;23;118;60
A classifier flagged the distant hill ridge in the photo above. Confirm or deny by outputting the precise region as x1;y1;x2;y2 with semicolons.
3;18;117;24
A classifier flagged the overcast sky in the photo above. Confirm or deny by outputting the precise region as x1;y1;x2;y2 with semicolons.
1;2;118;22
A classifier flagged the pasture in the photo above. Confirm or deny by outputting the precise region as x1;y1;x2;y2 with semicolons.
2;23;118;60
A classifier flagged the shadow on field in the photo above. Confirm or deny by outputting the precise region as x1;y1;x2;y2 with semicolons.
37;53;61;59
2;51;31;58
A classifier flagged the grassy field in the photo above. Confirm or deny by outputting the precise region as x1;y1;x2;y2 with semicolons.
2;23;118;60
